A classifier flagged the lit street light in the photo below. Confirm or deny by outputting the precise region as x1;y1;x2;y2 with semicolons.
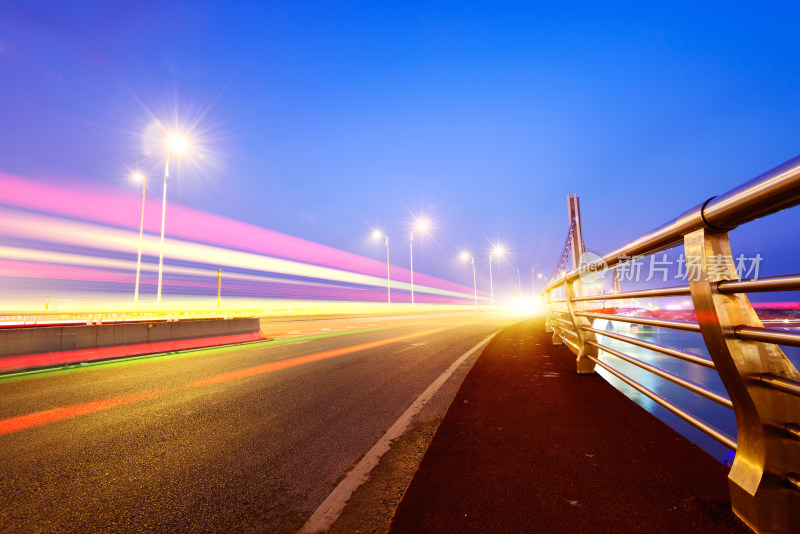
132;172;146;307
409;218;429;307
156;134;188;310
531;264;539;296
489;245;505;306
460;251;478;307
372;230;391;306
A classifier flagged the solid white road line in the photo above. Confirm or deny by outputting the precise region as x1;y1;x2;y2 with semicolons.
298;332;498;534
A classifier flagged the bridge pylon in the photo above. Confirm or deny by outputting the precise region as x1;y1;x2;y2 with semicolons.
564;194;599;374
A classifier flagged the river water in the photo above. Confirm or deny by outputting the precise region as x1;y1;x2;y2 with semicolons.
593;321;800;464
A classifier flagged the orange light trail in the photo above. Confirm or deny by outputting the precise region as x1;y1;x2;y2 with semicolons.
182;325;453;388
0;390;161;436
0;322;470;435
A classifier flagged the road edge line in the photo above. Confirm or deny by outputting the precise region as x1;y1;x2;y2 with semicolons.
298;331;498;534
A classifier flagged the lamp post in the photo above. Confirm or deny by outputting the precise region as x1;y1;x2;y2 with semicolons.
409;218;428;307
531;264;539;296
489;246;505;306
217;269;222;309
156;135;188;310
133;172;146;307
372;230;391;305
516;267;522;294
460;252;478;307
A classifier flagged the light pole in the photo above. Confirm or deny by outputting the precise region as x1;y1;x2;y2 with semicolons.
409;218;428;307
217;269;222;309
460;252;478;307
531;264;539;296
156;135;188;310
489;246;505;306
372;230;391;306
133;172;146;307
516;267;522;294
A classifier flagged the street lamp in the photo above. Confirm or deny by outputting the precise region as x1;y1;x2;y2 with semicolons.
516;267;522;294
372;230;390;306
531;264;539;296
460;252;478;307
409;218;428;307
132;172;146;307
489;245;505;306
156;134;189;310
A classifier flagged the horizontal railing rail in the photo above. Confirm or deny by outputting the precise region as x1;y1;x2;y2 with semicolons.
586;354;739;451
586;340;732;408
542;154;800;533
581;325;716;369
759;373;800;397
734;325;800;348
569;285;692;301
573;311;702;333
717;273;800;294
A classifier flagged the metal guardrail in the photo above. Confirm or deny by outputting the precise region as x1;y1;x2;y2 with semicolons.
0;304;476;328
0;310;258;327
542;154;800;533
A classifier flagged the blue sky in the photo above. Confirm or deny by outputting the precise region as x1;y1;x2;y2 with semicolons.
1;1;799;297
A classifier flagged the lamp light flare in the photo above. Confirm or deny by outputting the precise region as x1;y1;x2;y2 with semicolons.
493;246;505;257
460;251;470;261
132;172;145;182
372;230;383;240
415;219;429;232
168;135;188;154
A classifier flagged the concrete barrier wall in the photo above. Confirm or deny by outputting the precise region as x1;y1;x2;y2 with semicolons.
0;318;265;372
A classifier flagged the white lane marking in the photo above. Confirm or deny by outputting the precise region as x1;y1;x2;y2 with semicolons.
288;330;302;334
320;328;331;331
395;342;426;354
299;332;498;534
288;341;309;345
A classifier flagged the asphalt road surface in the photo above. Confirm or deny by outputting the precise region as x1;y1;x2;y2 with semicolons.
0;310;515;532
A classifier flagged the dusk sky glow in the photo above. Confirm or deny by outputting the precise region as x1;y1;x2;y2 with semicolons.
2;2;800;304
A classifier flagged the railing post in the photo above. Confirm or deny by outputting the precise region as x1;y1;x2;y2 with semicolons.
543;291;554;333
564;279;598;374
685;228;800;533
545;290;564;345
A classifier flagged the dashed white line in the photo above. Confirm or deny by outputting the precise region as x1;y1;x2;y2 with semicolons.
395;342;427;354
